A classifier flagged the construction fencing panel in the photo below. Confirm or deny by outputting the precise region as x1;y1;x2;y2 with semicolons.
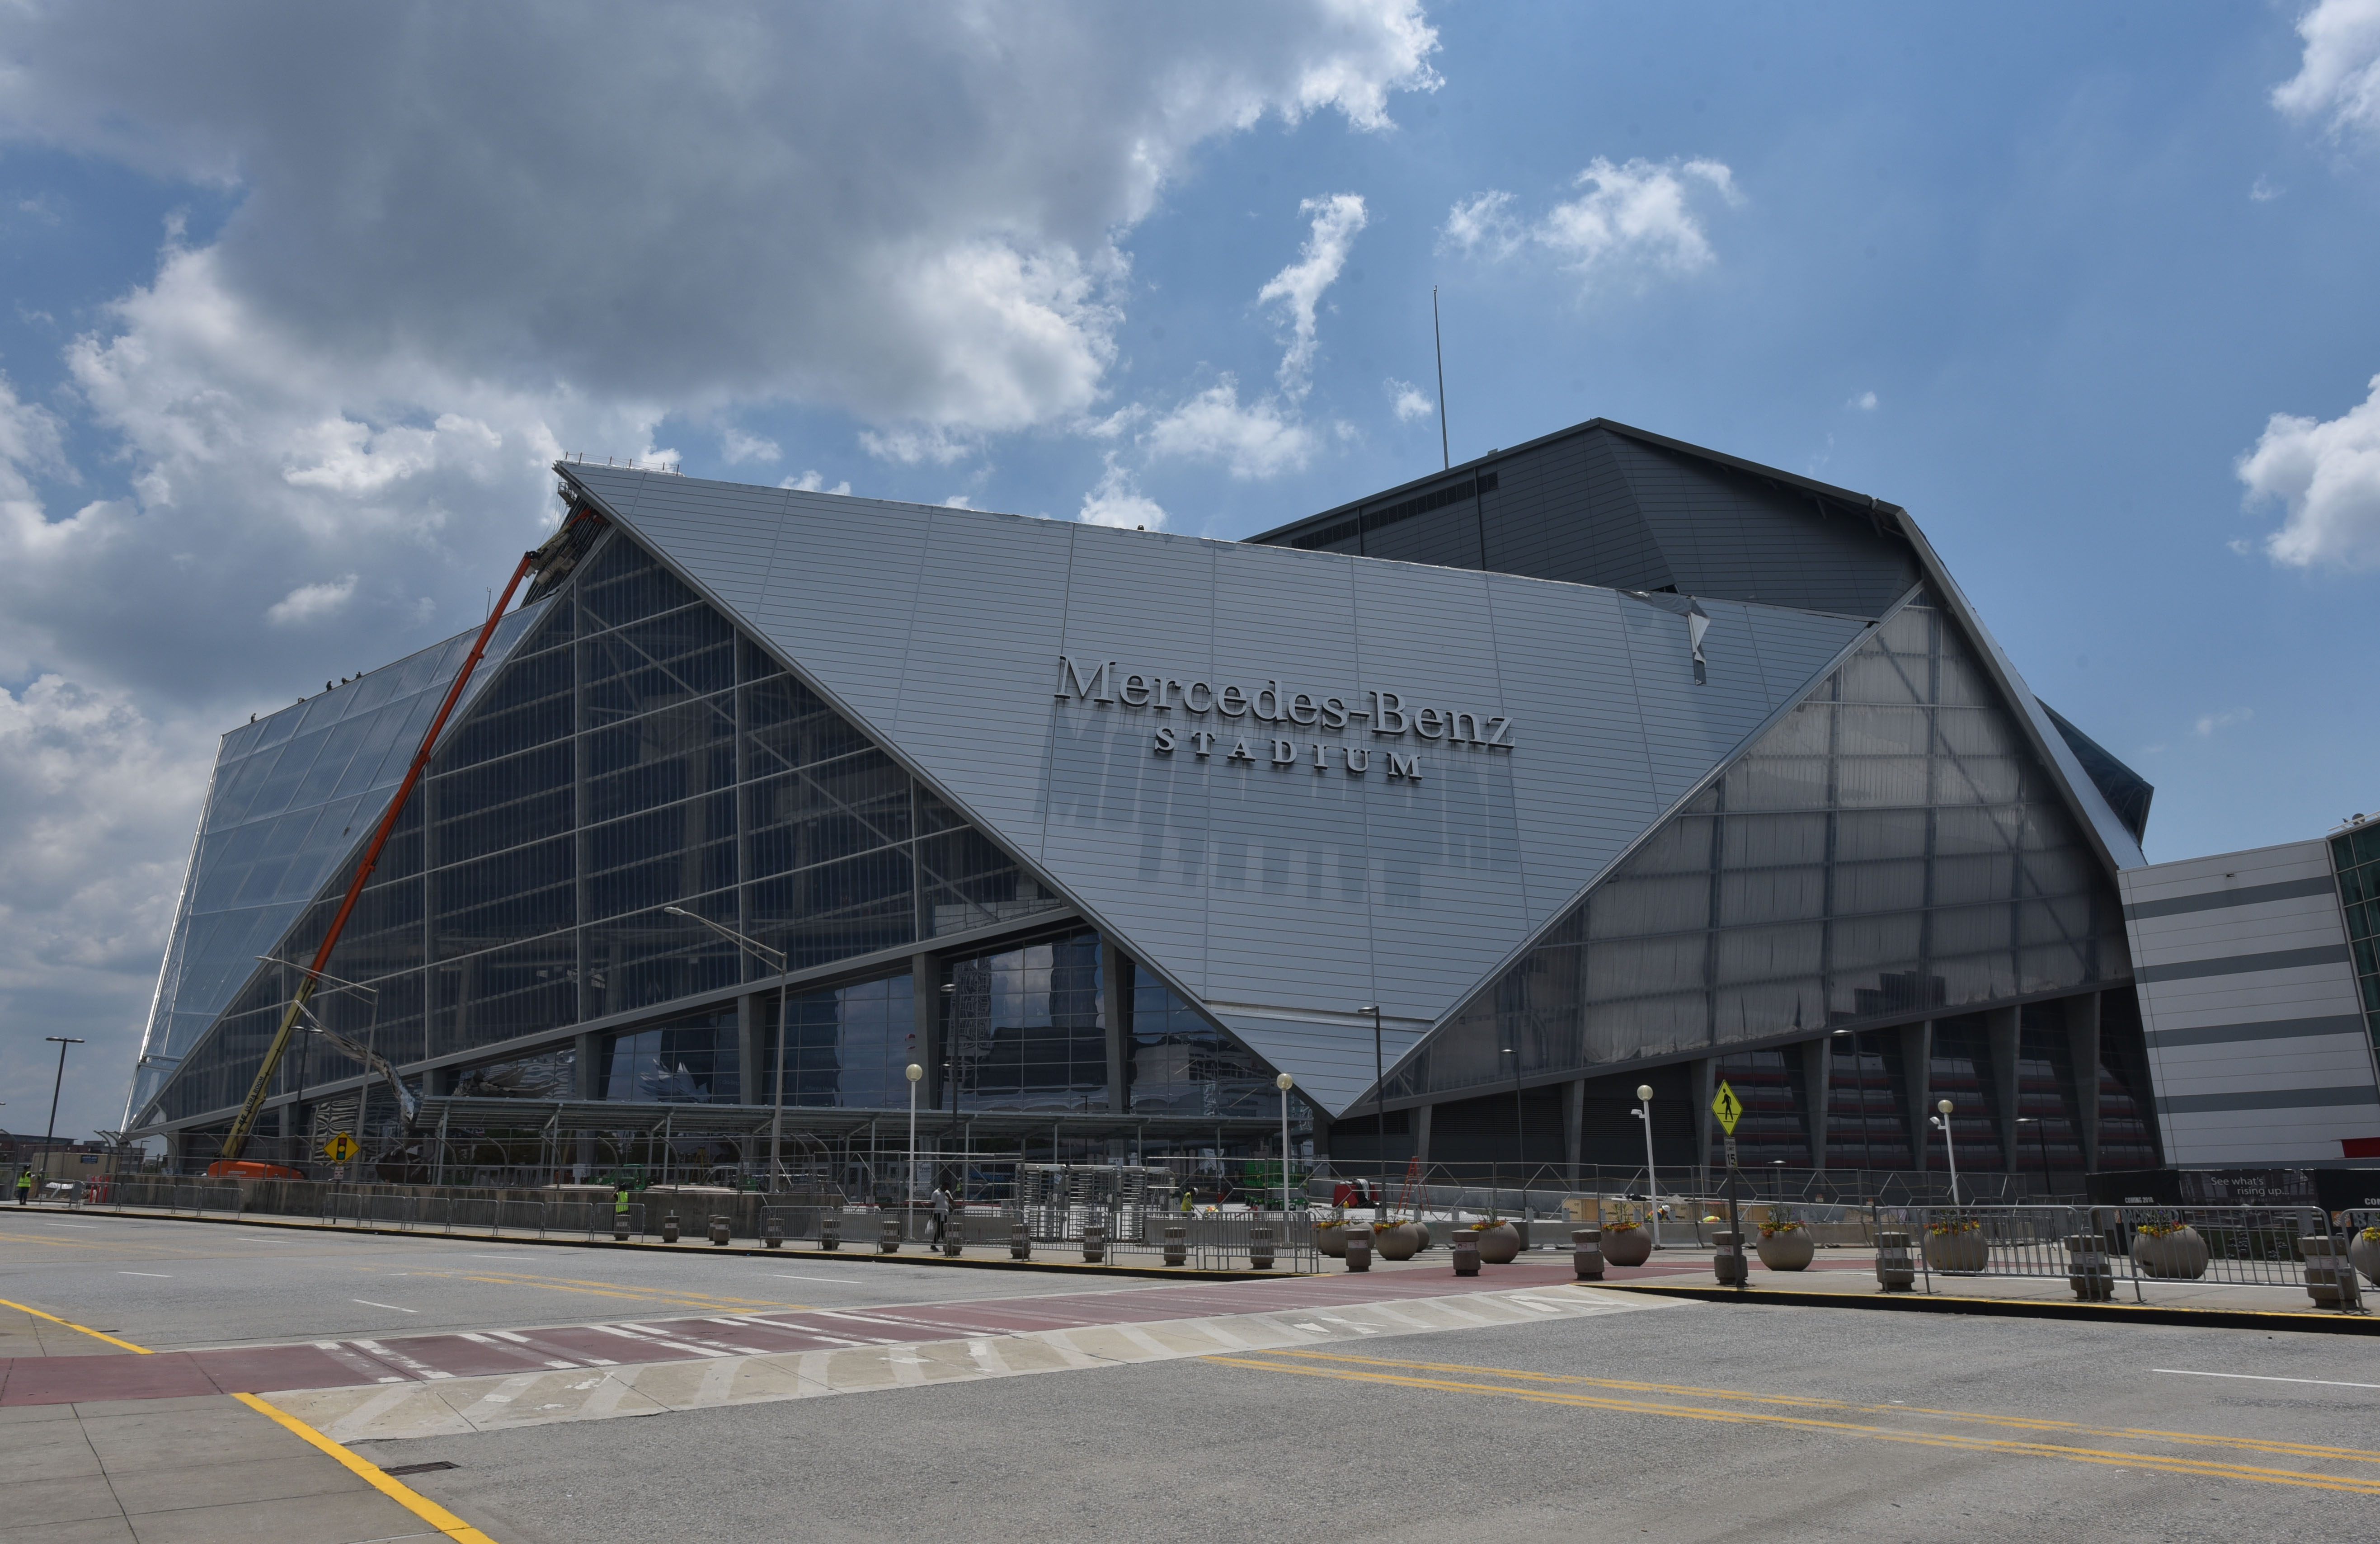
1890;1204;2352;1306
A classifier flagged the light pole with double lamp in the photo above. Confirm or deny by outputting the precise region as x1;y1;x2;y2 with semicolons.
906;1062;923;1222
1930;1097;1961;1205
1275;1073;1295;1216
1633;1083;1660;1249
663;906;792;1189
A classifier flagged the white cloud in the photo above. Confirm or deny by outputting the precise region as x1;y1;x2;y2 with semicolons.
2273;0;2380;138
1387;377;1435;422
263;574;358;626
1077;453;1167;529
942;495;974;509
781;470;851;495
0;5;1442;1136
1145;377;1317;480
2237;374;2380;569
1848;391;1878;411
1444;157;1742;288
1257;193;1367;398
2250;174;2286;202
2194;708;2254;738
1441;190;1524;259
722;428;781;465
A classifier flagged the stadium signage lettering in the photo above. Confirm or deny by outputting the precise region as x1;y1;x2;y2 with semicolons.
1054;655;1515;782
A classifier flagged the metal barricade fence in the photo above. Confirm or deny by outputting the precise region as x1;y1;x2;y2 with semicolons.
1890;1204;2351;1304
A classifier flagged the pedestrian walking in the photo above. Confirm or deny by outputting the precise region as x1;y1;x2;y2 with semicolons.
930;1182;951;1246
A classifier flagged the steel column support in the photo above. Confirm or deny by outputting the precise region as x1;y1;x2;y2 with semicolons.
2065;992;2103;1173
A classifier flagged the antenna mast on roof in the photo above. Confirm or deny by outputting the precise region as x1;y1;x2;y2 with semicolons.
1432;286;1450;471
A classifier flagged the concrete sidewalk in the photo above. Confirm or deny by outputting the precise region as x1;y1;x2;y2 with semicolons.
1;1304;494;1543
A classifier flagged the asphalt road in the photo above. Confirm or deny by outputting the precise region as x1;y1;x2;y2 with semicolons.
12;1210;2380;1544
0;1211;1185;1350
375;1304;2380;1544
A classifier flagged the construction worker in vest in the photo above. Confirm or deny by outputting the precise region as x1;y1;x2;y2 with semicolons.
1179;1186;1194;1216
614;1184;631;1221
14;1168;33;1205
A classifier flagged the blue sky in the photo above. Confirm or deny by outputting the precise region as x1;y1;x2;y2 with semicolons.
1;2;2377;1139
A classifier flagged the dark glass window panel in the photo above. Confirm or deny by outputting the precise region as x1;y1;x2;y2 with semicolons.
918;828;1062;936
579;608;735;727
580;895;744;1019
1129;978;1277;1118
433;837;574;959
435;647;573;773
946;932;1106;1112
744;848;917;970
771;973;915;1109
1825;1033;1912;1169
1926;1017;2004;1170
430;743;575;865
742;753;912;880
430;933;579;1059
604;1003;738;1103
740;673;872;776
583;700;738;824
574;532;698;634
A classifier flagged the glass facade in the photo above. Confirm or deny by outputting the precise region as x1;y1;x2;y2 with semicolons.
945;931;1107;1113
1129;977;1280;1119
143;528;1065;1127
127;607;549;1120
774;974;917;1110
604;1003;740;1104
2333;824;2380;1057
1389;591;2130;1109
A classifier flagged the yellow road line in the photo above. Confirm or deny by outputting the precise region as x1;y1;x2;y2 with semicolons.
0;1295;153;1354
1265;1348;2380;1466
233;1391;501;1544
1205;1355;2380;1496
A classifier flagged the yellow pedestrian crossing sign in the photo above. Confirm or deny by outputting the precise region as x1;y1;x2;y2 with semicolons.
323;1133;358;1163
1711;1082;1743;1135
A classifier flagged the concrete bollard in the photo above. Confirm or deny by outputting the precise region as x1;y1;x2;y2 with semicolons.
1572;1227;1604;1281
1010;1221;1032;1261
2302;1236;2364;1311
1345;1225;1373;1273
942;1222;963;1258
2062;1233;2113;1300
1249;1224;1275;1271
1163;1224;1187;1267
1712;1230;1746;1285
878;1216;901;1254
1874;1229;1915;1292
819;1213;841;1251
662;1211;681;1244
709;1215;731;1246
1452;1234;1480;1277
764;1217;783;1249
1082;1219;1107;1264
614;1213;630;1243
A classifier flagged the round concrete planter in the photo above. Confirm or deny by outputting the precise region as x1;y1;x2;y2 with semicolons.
2350;1231;2380;1288
1921;1229;1987;1274
1477;1221;1522;1265
2131;1226;2209;1280
1315;1225;1350;1258
1601;1226;1652;1267
1755;1226;1814;1271
1376;1222;1422;1261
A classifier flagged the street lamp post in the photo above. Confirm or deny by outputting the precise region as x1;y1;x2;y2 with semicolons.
1275;1073;1295;1217
2016;1115;2051;1196
663;906;790;1190
906;1063;923;1224
1634;1084;1660;1249
42;1037;84;1184
1358;1004;1382;1201
1931;1098;1961;1206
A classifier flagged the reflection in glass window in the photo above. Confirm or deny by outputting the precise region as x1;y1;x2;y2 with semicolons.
946;932;1105;1113
605;1004;739;1103
1130;978;1279;1120
1392;593;2131;1139
454;1047;577;1100
778;974;915;1108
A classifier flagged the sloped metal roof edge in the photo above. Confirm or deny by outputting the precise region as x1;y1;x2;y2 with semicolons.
1249;416;1911;548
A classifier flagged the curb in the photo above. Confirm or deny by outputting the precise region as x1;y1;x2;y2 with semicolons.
50;1205;1312;1283
1595;1280;2380;1335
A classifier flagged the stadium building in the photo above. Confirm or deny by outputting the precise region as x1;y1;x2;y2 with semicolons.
124;419;2180;1190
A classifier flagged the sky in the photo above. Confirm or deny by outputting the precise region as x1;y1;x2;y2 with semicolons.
2;1;2378;1144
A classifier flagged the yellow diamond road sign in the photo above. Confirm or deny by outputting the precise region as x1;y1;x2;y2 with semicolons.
1711;1082;1743;1136
323;1133;357;1163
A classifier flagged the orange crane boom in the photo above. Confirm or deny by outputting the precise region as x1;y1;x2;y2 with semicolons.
215;545;542;1162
